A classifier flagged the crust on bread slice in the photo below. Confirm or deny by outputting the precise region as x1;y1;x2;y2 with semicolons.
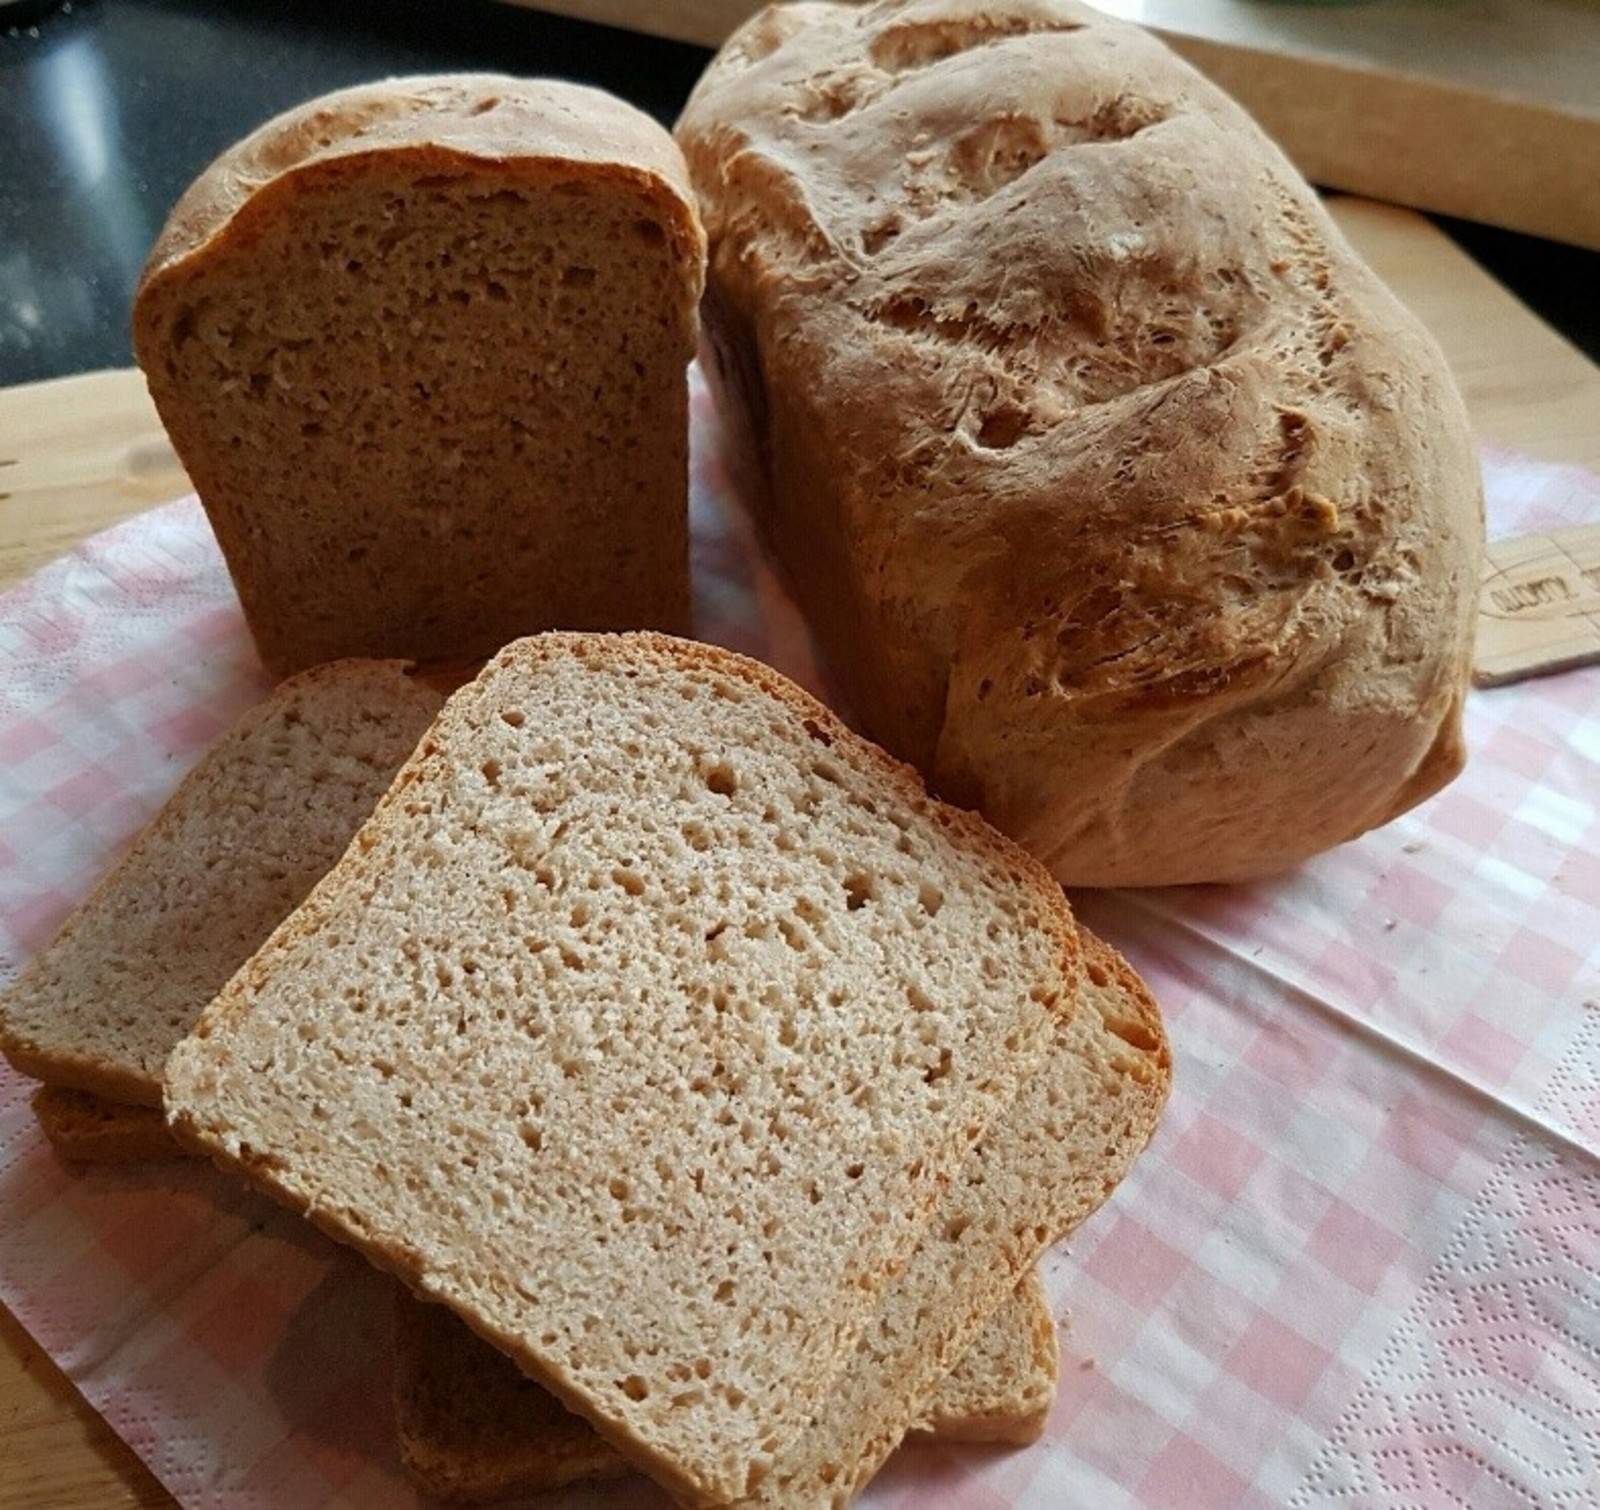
393;1271;1058;1501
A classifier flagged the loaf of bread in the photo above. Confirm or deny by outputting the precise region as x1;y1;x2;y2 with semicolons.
678;0;1483;886
393;1272;1056;1500
135;75;705;677
0;660;442;1105
164;632;1081;1506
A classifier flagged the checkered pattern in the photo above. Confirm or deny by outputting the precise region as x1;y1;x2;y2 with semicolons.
1;378;1596;1509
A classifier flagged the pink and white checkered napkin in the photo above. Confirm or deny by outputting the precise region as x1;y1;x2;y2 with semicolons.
2;374;1597;1510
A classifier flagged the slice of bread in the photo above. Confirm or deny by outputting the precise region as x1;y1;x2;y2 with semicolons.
134;76;705;678
716;927;1166;1508
165;632;1079;1505
0;660;443;1106
911;1269;1058;1447
31;1086;191;1165
393;1272;1056;1501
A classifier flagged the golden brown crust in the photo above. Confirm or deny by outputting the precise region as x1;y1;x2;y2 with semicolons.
679;0;1482;886
32;1085;191;1164
139;75;704;297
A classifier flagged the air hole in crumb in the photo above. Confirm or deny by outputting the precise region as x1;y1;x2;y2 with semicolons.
714;1279;735;1303
706;761;738;796
917;882;944;917
801;717;834;747
562;266;596;287
609;1177;630;1201
1086;962;1109;989
619;1375;649;1401
976;405;1029;449
845;1162;865;1180
945;1215;971;1241
501;708;525;727
683;821;713;851
1107;1016;1161;1053
612;867;646;896
480;758;501;787
843;872;875;910
521;1124;543;1151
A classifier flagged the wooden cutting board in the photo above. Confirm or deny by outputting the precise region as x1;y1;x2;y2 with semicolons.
0;195;1596;1510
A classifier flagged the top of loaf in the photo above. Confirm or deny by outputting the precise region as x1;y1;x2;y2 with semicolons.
142;74;704;296
677;1;1481;878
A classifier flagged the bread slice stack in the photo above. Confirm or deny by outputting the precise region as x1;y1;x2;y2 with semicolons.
164;632;1169;1505
393;1274;1059;1501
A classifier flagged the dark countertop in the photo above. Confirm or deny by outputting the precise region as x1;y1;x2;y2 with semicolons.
2;0;1595;387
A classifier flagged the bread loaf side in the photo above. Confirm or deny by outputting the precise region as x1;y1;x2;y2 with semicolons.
679;0;1482;885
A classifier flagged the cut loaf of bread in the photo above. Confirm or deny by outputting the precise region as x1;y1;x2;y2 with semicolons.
0;660;443;1105
732;926;1166;1508
32;1086;191;1165
164;632;1079;1506
393;1271;1056;1501
134;75;706;677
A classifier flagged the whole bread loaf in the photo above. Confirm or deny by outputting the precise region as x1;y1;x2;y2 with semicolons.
135;75;705;677
678;0;1483;885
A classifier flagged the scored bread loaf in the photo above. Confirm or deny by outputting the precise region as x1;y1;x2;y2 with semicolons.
678;0;1483;886
733;926;1166;1508
164;632;1080;1505
32;1086;191;1165
393;1273;1056;1501
134;75;705;677
0;660;443;1105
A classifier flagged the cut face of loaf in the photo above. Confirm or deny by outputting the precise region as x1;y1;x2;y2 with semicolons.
678;0;1482;885
135;75;705;677
164;631;1079;1506
393;1273;1056;1502
0;660;444;1106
